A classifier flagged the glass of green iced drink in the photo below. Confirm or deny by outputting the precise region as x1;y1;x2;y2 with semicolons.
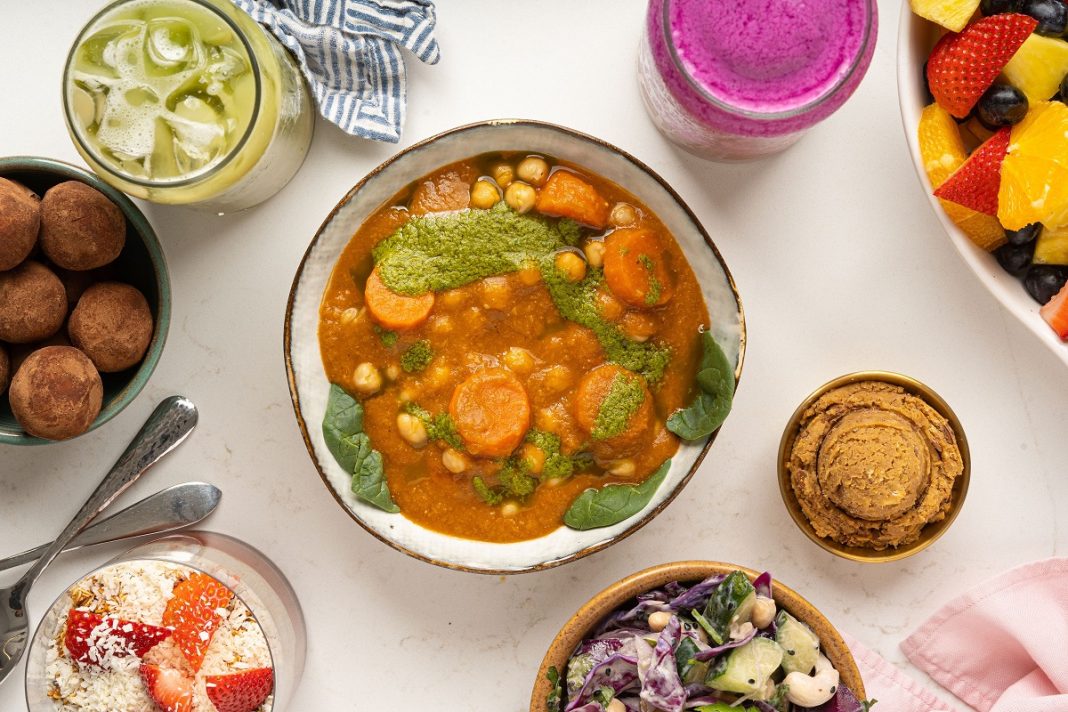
63;0;314;212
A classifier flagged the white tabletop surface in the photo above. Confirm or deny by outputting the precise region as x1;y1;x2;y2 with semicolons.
2;2;1067;710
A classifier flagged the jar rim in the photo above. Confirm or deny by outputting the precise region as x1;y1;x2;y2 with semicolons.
661;0;878;122
62;0;263;189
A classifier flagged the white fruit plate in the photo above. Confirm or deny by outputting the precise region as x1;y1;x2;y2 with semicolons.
897;3;1068;366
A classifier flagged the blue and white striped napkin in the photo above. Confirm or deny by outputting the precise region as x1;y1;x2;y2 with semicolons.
231;0;440;143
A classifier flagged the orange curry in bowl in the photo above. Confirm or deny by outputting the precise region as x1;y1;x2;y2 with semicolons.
317;153;734;543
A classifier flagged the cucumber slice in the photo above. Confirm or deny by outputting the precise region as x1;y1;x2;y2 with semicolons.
706;636;784;696
775;610;820;676
702;570;757;641
732;590;757;627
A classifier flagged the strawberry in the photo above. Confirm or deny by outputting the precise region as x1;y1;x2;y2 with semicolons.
205;667;275;712
64;608;171;667
926;13;1038;118
162;573;234;671
934;127;1011;215
1040;281;1068;340
140;662;194;712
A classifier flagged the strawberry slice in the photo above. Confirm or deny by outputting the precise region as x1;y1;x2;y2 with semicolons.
140;662;194;712
64;608;171;667
927;13;1038;118
934;128;1011;215
1040;282;1068;340
162;573;234;671
205;667;275;712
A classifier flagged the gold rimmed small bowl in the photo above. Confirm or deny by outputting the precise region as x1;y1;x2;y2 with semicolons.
530;561;865;711
778;371;970;563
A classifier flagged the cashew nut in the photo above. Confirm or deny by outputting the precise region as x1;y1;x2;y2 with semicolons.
728;620;754;641
784;654;839;707
751;595;777;629
605;699;626;712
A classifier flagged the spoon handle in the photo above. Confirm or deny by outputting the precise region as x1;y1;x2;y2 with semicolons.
12;396;199;601
0;482;220;572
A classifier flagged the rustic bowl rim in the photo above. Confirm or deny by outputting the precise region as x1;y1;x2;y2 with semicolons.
777;370;971;563
0;155;170;446
529;559;866;711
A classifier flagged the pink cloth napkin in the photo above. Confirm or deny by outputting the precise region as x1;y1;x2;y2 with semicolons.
900;558;1068;712
844;632;955;711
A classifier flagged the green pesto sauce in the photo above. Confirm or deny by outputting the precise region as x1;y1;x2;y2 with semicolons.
404;402;462;450
592;372;646;440
373;202;581;295
400;339;433;373
373;325;398;348
637;253;662;306
471;430;593;505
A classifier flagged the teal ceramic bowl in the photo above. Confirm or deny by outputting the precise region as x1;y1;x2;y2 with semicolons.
0;156;170;445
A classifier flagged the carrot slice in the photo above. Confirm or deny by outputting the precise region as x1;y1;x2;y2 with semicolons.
364;268;434;330
408;163;478;215
602;228;673;308
572;364;653;458
449;368;531;457
534;170;611;229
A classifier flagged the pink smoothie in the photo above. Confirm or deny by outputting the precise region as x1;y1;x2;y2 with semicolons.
639;0;878;159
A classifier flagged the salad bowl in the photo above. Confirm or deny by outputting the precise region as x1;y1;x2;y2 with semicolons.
897;4;1068;367
285;119;745;574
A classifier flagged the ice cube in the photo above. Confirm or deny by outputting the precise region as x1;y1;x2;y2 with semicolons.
146;18;203;75
163;111;226;172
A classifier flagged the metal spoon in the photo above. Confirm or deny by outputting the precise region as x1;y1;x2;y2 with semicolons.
0;395;197;686
0;482;221;572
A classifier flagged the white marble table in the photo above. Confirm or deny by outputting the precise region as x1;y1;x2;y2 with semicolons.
2;2;1066;710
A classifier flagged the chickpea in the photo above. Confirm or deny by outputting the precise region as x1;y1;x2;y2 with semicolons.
607;459;636;476
520;443;546;474
396;413;428;448
606;700;626;712
554;251;587;283
491;162;514;187
584;240;605;268
543;364;573;393
439;289;466;308
608;202;638;228
517;156;550;186
501;502;520;517
596;289;625;321
504;181;536;213
648;611;672;632
517;264;541;285
427;364;450;389
340;307;361;326
470;179;500;209
398;387;416;404
385;364;401;382
621;312;658;342
442;448;469;474
536;407;560;433
352;362;382;395
503;346;535;375
481;276;511;310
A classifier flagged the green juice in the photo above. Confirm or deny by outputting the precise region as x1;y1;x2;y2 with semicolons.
64;0;314;211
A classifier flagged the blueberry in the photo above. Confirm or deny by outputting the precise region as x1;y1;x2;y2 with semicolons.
977;85;1029;129
1024;265;1068;304
1006;223;1044;246
997;242;1036;275
981;0;1021;13
1019;0;1068;35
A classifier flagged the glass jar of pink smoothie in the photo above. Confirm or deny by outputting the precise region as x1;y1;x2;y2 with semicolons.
639;0;878;162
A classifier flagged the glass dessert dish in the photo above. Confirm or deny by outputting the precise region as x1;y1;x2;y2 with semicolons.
638;0;879;162
62;0;315;212
25;532;306;712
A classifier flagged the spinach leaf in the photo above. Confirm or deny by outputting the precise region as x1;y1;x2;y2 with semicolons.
702;571;755;642
322;384;400;514
667;330;735;441
563;459;671;530
546;666;563;712
352;449;399;513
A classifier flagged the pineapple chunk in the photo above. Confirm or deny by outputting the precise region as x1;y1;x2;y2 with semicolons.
909;0;981;32
1002;35;1068;105
1034;225;1068;265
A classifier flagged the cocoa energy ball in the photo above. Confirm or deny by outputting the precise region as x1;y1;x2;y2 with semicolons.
69;282;153;372
0;344;8;396
0;260;67;343
40;181;125;271
9;345;103;440
0;177;41;271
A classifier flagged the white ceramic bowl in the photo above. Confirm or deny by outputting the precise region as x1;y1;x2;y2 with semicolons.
897;4;1068;366
285;120;745;574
